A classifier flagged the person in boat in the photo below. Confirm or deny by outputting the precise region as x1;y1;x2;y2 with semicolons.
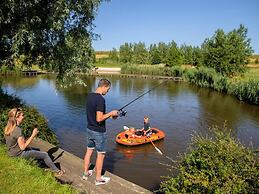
83;78;119;186
4;108;65;176
135;116;152;137
125;127;136;139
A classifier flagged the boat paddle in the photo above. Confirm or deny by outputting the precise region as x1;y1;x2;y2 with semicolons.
149;137;163;155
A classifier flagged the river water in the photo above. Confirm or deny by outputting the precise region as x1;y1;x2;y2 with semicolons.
1;75;259;191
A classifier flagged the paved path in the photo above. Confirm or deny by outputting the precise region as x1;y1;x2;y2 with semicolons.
94;67;121;74
31;138;152;194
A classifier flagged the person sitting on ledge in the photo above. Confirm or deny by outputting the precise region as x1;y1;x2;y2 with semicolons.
4;108;65;176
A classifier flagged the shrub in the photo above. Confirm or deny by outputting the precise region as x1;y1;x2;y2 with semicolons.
160;125;259;194
0;89;58;144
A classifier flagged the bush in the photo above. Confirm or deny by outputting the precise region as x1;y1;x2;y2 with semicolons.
0;89;58;144
160;125;259;194
183;67;218;88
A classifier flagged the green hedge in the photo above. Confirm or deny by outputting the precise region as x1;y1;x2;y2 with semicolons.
160;126;259;194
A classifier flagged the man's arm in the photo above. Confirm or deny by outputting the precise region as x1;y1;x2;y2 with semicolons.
96;110;118;122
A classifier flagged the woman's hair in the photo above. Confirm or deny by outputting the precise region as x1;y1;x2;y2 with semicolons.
4;108;23;135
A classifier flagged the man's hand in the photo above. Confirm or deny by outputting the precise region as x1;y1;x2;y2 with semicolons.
110;110;119;119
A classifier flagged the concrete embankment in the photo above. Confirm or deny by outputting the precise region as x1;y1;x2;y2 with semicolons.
31;138;152;194
94;67;121;74
91;67;182;81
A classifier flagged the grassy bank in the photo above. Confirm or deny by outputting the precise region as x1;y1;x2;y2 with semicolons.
94;59;122;68
0;144;77;193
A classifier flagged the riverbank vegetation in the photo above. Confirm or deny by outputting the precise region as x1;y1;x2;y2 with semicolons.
95;25;259;105
0;88;58;144
0;145;77;194
159;125;259;194
121;65;259;105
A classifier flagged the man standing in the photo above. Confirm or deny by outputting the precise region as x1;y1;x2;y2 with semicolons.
83;78;118;185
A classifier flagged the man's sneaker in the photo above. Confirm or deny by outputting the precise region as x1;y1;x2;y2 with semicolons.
82;170;93;180
95;176;110;185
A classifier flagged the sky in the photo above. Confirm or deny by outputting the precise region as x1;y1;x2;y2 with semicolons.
92;0;259;54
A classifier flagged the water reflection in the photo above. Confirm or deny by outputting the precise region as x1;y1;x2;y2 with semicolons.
1;75;259;191
2;75;40;90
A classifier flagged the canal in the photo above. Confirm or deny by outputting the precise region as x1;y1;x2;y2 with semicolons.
1;75;259;191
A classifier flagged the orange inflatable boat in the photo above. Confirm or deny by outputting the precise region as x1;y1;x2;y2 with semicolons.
116;127;165;146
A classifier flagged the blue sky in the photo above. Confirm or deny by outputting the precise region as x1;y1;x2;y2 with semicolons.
92;0;259;54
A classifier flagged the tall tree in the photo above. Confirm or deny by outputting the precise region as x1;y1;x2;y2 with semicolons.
165;41;183;67
181;44;194;65
0;0;103;75
109;48;119;62
157;42;169;64
149;44;161;64
119;43;133;63
202;25;253;76
132;42;149;64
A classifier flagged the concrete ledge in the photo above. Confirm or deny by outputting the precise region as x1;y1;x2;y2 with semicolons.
31;138;152;194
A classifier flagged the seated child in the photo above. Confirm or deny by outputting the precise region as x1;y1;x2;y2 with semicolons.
125;127;136;138
135;116;152;137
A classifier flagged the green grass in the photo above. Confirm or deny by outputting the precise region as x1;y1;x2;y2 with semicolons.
0;144;78;194
94;61;122;68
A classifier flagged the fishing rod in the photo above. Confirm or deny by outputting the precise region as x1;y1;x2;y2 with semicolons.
118;80;167;117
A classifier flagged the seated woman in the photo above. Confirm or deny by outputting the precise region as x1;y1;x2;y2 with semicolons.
4;108;64;176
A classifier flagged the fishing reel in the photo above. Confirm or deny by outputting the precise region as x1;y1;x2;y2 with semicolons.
118;110;127;117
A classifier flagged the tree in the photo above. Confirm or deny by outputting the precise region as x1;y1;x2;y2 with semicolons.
149;44;161;64
109;48;119;62
132;42;149;64
192;46;203;66
201;25;253;76
165;41;183;67
181;44;194;65
119;43;133;63
0;0;103;75
157;42;169;64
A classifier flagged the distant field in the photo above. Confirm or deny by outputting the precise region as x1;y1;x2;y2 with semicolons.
243;67;259;80
95;51;109;59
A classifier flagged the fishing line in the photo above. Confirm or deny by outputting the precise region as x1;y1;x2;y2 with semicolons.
118;80;168;117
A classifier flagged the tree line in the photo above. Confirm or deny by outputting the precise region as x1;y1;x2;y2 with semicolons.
0;0;254;78
106;25;253;76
